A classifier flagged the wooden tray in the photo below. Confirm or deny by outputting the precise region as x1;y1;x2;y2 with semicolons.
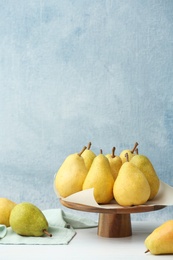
60;199;165;238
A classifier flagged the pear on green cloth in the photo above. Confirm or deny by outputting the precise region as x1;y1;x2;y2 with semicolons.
0;198;16;227
9;202;52;237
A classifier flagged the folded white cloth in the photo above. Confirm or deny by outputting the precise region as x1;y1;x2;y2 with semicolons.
0;208;98;245
0;225;7;238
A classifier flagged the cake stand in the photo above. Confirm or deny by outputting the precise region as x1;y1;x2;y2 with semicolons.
60;199;165;238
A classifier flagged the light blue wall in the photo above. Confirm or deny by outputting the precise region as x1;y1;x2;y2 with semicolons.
0;0;173;221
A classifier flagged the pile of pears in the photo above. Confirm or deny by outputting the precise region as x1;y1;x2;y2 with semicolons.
54;142;160;206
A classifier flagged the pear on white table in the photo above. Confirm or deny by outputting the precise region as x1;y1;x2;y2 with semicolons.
145;220;173;255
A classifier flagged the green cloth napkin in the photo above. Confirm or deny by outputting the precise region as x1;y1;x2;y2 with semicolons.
0;208;97;245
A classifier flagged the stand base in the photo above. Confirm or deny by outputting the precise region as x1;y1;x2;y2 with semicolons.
97;213;132;238
59;198;165;238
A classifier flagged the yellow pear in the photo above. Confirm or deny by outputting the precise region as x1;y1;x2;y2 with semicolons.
82;150;114;204
0;198;17;227
130;154;160;200
81;142;96;171
113;153;150;206
145;220;173;255
119;142;138;164
54;146;88;197
105;147;122;180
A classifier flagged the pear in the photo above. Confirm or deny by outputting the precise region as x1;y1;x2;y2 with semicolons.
145;220;173;255
82;150;114;204
119;142;138;164
81;142;96;171
54;146;88;197
9;202;52;237
105;147;122;180
0;198;16;227
130;154;160;200
113;153;150;206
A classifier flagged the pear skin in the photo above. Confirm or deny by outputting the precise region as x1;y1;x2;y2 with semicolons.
0;198;16;227
113;160;150;206
10;202;52;237
105;147;122;180
83;150;114;204
81;142;96;171
119;142;138;164
54;147;88;197
145;220;173;255
130;154;160;200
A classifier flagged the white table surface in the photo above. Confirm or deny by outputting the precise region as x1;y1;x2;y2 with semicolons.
1;221;172;260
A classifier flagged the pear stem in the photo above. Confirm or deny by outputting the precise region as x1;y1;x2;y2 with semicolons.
87;142;92;150
135;148;139;154
125;153;129;162
144;249;150;254
111;147;116;158
131;142;139;154
78;146;87;156
100;149;103;154
43;229;52;237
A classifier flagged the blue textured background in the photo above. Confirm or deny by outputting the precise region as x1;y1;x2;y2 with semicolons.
0;0;173;221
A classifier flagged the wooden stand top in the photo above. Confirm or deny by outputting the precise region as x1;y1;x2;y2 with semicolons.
60;199;165;214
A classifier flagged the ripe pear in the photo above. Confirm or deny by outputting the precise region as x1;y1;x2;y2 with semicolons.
130;154;160;200
0;198;16;227
54;146;88;197
9;202;52;237
81;142;96;171
105;147;122;180
113;154;150;206
145;220;173;255
119;142;138;164
82;150;114;204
